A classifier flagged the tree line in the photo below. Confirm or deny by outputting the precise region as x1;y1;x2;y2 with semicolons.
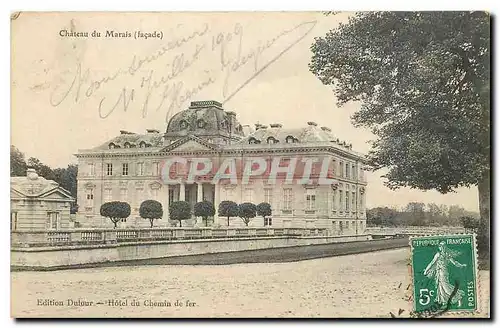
11;145;78;213
367;202;480;227
101;199;273;229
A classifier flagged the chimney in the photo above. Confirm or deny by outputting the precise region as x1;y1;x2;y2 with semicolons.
321;126;331;132
255;123;262;130
307;121;318;127
270;123;283;128
120;130;135;135
146;129;160;134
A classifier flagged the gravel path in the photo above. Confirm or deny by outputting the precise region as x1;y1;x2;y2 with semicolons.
11;248;489;318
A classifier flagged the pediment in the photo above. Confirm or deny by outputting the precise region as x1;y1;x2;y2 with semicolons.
10;188;25;199
161;135;219;153
40;188;74;201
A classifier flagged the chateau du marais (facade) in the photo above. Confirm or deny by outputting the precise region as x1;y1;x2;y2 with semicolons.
76;100;368;234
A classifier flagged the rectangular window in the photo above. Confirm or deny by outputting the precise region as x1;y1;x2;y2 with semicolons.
264;217;273;226
88;163;95;176
168;188;174;204
306;188;316;210
339;161;344;177
346;163;350;179
106;163;113;176
151;188;159;200
152;162;160;176
137;162;144;176
10;212;18;231
104;189;112;202
339;190;343;211
346;221;349;229
122;163;129;176
86;190;94;207
352;164;356;180
360;193;364;211
345;192;349;211
120;189;128;201
332;190;336;210
264;188;273;206
352;191;356;210
244;188;253;203
283;188;293;210
47;212;59;230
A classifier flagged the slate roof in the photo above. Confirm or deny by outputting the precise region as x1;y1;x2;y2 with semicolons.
91;132;164;151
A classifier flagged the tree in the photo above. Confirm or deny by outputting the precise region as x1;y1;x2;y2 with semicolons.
10;145;27;176
139;200;163;228
460;216;479;231
256;202;272;226
238;202;256;226
53;164;79;214
100;201;131;229
218;200;239;226
367;206;398;226
27;157;55;180
169;201;191;227
194;201;215;227
310;12;490;256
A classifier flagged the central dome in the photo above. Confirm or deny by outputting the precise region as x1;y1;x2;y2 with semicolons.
164;100;245;145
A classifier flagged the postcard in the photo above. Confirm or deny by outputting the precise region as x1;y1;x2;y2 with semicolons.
10;11;490;318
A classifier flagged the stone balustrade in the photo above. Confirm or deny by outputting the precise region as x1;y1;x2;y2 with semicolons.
11;227;331;248
366;226;467;236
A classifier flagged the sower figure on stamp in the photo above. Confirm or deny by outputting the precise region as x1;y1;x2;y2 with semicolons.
424;241;467;307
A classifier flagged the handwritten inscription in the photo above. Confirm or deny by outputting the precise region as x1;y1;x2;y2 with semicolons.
49;20;318;122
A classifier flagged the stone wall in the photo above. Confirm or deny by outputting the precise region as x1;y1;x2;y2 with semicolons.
11;234;371;270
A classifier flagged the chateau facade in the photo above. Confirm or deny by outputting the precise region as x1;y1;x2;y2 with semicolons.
75;100;368;234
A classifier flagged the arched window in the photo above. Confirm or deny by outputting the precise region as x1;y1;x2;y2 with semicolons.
179;120;188;129
139;141;146;148
249;137;260;144
197;119;206;128
267;137;278;144
285;136;296;143
124;142;131;148
108;143;116;149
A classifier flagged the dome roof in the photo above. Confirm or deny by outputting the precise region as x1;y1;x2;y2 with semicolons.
165;100;245;141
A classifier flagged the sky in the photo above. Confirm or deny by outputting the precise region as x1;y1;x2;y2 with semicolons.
10;11;480;211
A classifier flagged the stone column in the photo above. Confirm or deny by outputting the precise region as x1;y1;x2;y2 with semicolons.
163;186;169;225
179;182;185;201
197;182;203;202
213;183;220;226
196;182;204;226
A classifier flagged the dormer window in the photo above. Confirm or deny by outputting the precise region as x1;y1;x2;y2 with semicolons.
139;141;146;148
108;143;116;149
124;142;131;148
197;119;206;128
267;137;279;144
285;136;296;143
179;120;188;129
249;137;261;144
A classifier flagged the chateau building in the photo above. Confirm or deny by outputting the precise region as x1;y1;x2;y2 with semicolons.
76;100;368;234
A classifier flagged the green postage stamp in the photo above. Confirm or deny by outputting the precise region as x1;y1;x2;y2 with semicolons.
410;234;478;315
